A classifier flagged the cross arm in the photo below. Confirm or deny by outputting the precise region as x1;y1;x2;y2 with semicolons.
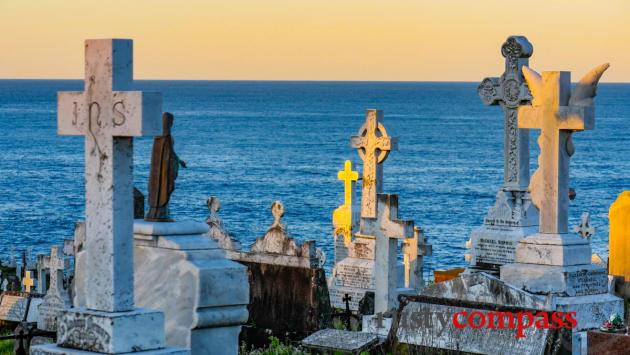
350;135;365;148
478;77;502;106
110;91;163;136
58;91;86;135
517;105;542;129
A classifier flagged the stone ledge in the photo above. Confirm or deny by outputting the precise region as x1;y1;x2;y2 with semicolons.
134;220;209;236
501;263;608;296
514;233;591;266
56;308;167;354
31;344;190;355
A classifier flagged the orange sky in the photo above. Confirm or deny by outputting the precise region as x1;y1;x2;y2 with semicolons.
1;0;628;81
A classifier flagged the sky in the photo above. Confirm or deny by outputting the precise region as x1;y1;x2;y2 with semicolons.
0;0;629;82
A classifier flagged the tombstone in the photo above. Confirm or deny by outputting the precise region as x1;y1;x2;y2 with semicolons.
329;110;420;315
66;221;86;308
31;39;185;355
332;160;359;263
609;191;630;282
402;226;432;292
501;63;623;331
224;201;330;348
37;246;71;332
22;271;35;293
206;196;241;251
470;36;539;275
35;254;47;295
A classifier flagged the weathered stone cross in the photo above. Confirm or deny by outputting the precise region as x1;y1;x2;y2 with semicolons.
518;64;608;234
478;36;533;191
58;39;162;312
22;271;34;293
403;226;432;291
351;110;398;219
357;194;413;313
573;212;595;239
42;246;68;295
333;160;359;241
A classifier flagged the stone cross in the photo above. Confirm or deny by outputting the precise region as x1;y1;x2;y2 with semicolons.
22;271;34;293
332;160;359;241
518;64;608;234
351;110;398;219
478;36;533;191
42;246;68;294
58;39;162;312
357;194;413;313
403;226;432;291
573;212;595;239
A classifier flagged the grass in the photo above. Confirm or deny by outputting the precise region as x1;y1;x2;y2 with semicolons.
0;332;13;355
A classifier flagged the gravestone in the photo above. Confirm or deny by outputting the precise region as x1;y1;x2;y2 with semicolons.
470;36;539;274
402;226;432;292
392;294;567;355
31;39;186;355
329;110;420;314
501;63;623;331
22;271;35;293
37;246;71;332
36;254;47;295
609;191;630;282
0;292;43;323
573;212;595;240
228;201;330;347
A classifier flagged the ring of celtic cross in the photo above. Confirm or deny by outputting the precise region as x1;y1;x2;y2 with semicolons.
356;121;392;164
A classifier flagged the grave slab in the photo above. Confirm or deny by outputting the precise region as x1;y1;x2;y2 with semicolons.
501;263;608;296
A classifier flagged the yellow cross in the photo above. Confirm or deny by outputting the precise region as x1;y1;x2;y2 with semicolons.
333;160;358;241
22;271;34;293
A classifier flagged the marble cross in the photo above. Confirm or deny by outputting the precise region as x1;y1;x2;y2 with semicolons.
42;246;69;295
351;110;398;219
478;36;533;191
357;194;413;313
573;212;595;239
58;39;162;312
332;160;359;241
519;64;608;234
22;271;34;293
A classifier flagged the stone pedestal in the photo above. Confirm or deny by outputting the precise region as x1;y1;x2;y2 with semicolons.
133;220;249;355
501;233;624;331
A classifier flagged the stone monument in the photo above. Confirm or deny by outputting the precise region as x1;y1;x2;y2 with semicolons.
37;246;71;332
470;36;539;274
332;160;359;264
206;196;241;251
329;110;419;314
31;38;186;355
501;63;623;330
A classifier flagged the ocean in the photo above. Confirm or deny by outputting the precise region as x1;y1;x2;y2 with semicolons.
1;80;629;273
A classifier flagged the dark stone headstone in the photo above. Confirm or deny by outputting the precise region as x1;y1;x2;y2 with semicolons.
358;291;375;316
587;330;630;355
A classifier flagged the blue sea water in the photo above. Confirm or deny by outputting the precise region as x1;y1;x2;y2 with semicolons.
0;80;629;274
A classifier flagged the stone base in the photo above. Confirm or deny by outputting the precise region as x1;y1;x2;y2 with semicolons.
31;344;189;355
134;220;249;355
514;233;592;266
53;308;168;354
501;263;608;296
554;293;624;332
469;224;539;272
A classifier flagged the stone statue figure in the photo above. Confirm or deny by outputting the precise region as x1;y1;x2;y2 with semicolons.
145;112;186;222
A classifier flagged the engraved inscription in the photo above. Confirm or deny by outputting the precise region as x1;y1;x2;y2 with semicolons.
112;101;126;126
0;295;28;322
475;237;516;265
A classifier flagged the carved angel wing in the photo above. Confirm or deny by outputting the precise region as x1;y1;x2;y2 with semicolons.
522;66;542;105
569;63;610;106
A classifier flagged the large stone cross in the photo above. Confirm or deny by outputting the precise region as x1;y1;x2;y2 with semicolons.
351;110;398;219
478;36;533;191
357;194;413;313
332;160;359;240
518;64;608;234
58;39;162;312
42;246;69;295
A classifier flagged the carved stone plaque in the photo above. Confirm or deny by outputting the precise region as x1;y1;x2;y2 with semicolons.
0;294;28;322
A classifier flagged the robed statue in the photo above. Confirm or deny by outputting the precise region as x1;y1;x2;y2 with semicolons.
145;112;186;221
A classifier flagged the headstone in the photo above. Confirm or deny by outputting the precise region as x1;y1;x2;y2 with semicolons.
206;196;241;251
37;246;71;332
222;201;330;347
393;294;567;355
31;39;185;355
301;329;378;354
609;191;630;281
332;160;359;263
36;254;47;295
402;226;432;292
470;36;539;274
501;62;623;331
0;293;29;322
